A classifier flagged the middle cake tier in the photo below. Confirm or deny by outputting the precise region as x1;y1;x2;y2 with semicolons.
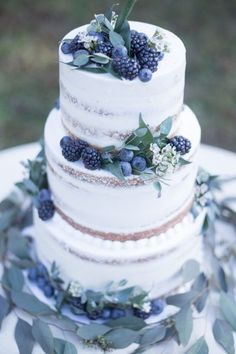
44;105;201;239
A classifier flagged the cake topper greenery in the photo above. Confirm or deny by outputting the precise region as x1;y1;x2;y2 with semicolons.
61;0;169;82
1;170;236;353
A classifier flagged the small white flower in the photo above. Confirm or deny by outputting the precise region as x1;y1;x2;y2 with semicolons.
141;301;152;313
68;280;83;297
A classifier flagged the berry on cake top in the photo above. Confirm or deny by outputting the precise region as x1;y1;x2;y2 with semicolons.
61;0;168;81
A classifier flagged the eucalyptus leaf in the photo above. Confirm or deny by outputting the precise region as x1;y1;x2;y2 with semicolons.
32;319;54;354
115;0;137;32
8;228;30;259
54;338;77;354
153;181;162;198
79;66;108;74
179;157;192;166
166;291;197;308
134;127;148;138
212;258;228;292
118;20;131;53
91;53;111;64
7;265;24;291
77;323;110;340
174;305;193;346
124;145;140;151
11;291;53;316
104;328;139;349
0;295;10;329
103;161;125;180
109;30;125;47
219;292;236;331
213;319;235;354
73;54;90;67
185;336;209;354
106;316;146;331
159;117;173;136
15;319;34;354
140;325;166;346
182;259;200;283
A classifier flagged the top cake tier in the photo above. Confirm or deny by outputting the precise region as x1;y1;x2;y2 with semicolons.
59;21;186;148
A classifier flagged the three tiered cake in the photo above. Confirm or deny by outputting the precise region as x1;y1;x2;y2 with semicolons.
34;18;203;303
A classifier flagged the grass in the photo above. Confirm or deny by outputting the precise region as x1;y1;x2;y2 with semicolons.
0;0;235;151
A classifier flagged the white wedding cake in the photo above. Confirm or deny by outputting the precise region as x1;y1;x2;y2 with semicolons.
34;19;203;302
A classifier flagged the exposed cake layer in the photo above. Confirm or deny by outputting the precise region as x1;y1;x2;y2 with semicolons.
34;210;204;298
59;22;186;148
44;105;201;236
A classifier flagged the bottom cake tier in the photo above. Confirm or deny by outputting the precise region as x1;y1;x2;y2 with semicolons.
33;209;205;299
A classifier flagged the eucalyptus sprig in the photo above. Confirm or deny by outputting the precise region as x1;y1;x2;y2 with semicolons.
0;172;236;353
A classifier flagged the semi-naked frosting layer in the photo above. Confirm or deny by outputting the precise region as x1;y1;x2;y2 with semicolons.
44;105;200;235
59;22;186;147
34;210;204;298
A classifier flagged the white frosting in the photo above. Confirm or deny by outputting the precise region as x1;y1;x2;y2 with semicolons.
59;22;186;147
44;105;200;234
34;209;205;298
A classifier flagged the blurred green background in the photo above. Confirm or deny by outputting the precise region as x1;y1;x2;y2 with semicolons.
0;0;235;151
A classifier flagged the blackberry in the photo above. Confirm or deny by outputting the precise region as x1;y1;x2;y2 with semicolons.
133;308;150;320
94;41;113;57
170;136;192;155
38;200;55;221
62;141;81;162
81;147;102;170
138;46;159;73
87;310;101;320
70;297;85;310
68;35;84;53
113;57;140;80
131;30;148;55
74;139;89;155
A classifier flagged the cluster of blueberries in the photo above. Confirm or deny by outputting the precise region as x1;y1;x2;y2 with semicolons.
27;263;165;321
28;262;55;298
61;29;164;82
36;189;55;221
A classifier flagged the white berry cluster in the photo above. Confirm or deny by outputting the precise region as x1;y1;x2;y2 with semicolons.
68;280;83;297
150;143;180;177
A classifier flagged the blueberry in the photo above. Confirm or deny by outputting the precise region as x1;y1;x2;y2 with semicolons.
112;45;128;59
101;308;112;320
54;98;60;110
61;42;72;54
139;68;153;82
131;156;147;172
60;136;73;148
151;299;165;315
73;49;90;66
36;263;47;277
27;267;38;282
111;308;126;319
157;52;164;61
38;189;51;203
119;148;134;162
120;161;132;177
88;31;104;42
37;277;47;290
43;284;55;298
